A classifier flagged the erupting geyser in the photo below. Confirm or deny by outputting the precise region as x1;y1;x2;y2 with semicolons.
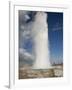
32;12;51;69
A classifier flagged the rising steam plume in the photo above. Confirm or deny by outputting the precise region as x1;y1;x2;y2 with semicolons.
32;12;51;69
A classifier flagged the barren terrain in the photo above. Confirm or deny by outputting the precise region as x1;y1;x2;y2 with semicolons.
19;64;63;79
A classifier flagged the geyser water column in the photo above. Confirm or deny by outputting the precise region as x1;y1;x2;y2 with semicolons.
32;12;51;69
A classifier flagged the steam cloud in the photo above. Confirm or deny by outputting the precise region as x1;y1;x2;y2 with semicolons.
19;11;51;69
32;12;51;69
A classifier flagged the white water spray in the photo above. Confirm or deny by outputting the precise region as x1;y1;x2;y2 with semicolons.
32;12;51;69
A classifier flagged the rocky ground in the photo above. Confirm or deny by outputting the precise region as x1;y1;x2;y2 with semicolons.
19;64;63;79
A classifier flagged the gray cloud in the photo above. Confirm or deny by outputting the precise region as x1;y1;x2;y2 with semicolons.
19;11;34;48
19;11;35;67
19;10;30;23
19;48;34;67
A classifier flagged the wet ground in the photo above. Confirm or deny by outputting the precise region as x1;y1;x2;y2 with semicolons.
19;64;63;79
